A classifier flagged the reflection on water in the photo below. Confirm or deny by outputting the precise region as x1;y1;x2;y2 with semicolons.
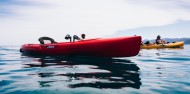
23;55;142;89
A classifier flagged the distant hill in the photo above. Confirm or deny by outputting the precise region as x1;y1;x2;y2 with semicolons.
143;38;190;44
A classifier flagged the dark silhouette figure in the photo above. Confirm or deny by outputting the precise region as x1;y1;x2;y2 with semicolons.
81;34;86;39
73;35;80;42
65;34;72;42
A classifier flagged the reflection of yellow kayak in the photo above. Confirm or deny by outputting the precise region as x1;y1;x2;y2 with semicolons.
141;41;184;49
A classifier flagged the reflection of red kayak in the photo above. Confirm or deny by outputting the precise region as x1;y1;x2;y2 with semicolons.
20;36;141;57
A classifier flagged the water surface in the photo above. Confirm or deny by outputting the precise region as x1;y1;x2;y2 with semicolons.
0;45;190;94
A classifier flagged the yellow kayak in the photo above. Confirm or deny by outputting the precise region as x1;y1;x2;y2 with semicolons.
141;41;184;49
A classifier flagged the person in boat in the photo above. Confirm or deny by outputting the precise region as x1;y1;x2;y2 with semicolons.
73;34;86;42
38;37;57;44
65;34;72;42
155;35;167;44
81;34;86;39
73;35;81;42
144;41;154;46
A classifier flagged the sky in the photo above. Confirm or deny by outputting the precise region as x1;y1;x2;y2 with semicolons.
0;0;190;45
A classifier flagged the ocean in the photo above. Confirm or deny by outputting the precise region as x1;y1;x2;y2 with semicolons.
0;45;190;94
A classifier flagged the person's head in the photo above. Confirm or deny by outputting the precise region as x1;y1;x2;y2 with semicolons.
65;34;72;42
81;34;86;39
65;34;71;39
157;35;161;39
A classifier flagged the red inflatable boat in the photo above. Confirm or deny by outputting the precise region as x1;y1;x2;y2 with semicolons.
20;36;141;57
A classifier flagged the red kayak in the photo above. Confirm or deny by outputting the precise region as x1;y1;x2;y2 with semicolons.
20;36;141;57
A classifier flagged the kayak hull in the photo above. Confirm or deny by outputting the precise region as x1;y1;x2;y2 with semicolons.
141;41;184;49
20;36;141;57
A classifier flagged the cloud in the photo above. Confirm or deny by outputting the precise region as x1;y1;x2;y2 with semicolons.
128;0;190;10
0;0;48;17
0;0;190;45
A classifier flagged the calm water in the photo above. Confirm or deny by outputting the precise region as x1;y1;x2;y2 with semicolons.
0;45;190;94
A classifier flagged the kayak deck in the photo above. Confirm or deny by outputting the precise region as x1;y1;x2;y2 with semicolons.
20;36;142;57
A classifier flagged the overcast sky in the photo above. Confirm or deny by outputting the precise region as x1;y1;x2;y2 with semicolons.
0;0;190;45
